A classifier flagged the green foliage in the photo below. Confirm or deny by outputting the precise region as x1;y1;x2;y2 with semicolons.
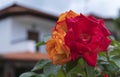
109;40;120;68
66;59;78;73
85;63;95;77
97;40;120;76
66;64;84;77
19;60;62;77
36;41;46;46
32;59;50;71
35;74;47;77
20;40;120;77
43;62;61;75
19;72;36;77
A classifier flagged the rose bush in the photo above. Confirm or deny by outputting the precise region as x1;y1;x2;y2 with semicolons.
20;10;120;77
47;10;111;66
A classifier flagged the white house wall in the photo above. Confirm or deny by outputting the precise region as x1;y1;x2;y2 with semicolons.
0;18;12;53
0;15;56;54
12;20;27;42
11;15;55;53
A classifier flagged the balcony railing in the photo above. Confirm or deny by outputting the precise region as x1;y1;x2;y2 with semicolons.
0;40;36;54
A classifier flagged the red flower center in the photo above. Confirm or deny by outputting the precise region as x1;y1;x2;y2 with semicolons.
80;33;91;44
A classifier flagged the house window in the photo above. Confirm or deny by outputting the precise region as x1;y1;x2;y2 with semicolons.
27;31;39;51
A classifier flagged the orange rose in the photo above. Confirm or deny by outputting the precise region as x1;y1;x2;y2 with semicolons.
57;10;78;22
46;10;78;65
55;10;78;32
46;30;70;65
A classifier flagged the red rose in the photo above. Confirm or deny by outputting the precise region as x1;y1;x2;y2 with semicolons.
65;14;111;66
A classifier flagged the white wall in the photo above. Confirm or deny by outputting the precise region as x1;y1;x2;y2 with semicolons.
9;40;36;52
11;15;55;53
0;18;12;53
0;15;55;54
12;22;27;42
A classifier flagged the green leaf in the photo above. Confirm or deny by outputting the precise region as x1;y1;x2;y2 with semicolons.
111;56;120;68
110;40;120;46
19;72;36;77
66;64;85;77
32;60;50;71
47;69;65;77
102;63;119;74
78;58;85;67
110;40;120;55
35;74;47;77
109;61;119;69
43;62;61;75
109;40;120;68
55;69;65;77
85;63;95;77
109;47;120;57
48;74;56;77
99;52;107;57
37;41;46;46
66;58;78;73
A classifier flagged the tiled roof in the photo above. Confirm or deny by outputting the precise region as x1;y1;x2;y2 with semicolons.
0;52;49;61
0;0;58;20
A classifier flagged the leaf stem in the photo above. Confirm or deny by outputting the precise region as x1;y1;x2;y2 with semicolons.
106;51;110;62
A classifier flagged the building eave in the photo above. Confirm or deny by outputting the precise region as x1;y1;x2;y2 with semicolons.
0;4;58;21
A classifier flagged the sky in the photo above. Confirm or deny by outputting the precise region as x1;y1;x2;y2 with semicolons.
0;0;120;18
34;0;120;18
87;0;120;18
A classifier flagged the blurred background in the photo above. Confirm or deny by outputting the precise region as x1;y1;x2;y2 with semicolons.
0;0;120;77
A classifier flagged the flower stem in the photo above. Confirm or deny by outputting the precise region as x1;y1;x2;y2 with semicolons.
85;63;89;77
62;65;66;77
84;62;95;77
106;51;110;62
